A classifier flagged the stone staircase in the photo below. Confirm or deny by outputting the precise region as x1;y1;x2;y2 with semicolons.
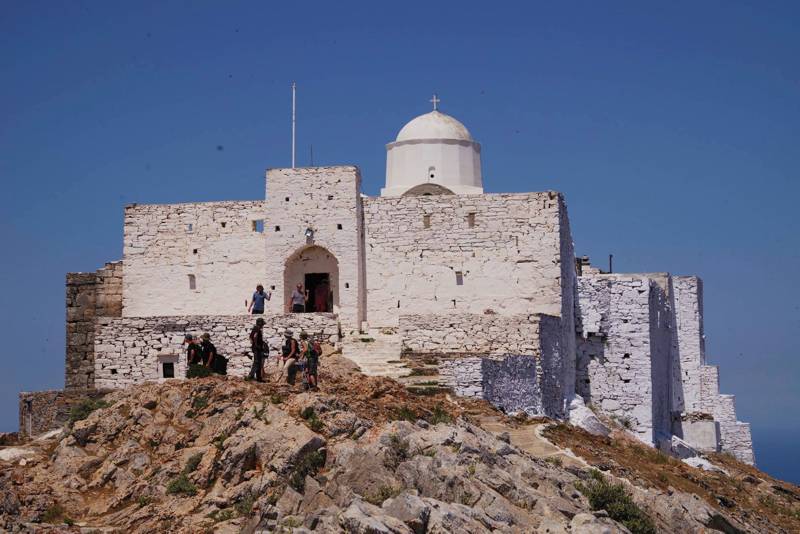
341;328;410;379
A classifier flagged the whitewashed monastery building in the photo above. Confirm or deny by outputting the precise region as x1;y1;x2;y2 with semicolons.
21;99;754;464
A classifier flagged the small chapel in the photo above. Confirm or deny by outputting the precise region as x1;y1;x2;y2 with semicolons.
20;97;755;465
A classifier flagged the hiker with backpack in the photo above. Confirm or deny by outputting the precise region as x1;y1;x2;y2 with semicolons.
248;318;268;382
298;332;320;391
200;333;218;368
275;329;299;383
183;334;202;366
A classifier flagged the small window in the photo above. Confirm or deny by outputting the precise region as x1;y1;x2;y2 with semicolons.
337;223;343;230
110;368;117;375
275;226;281;232
467;213;476;228
328;194;334;200
423;214;431;228
193;248;198;254
285;196;290;202
428;165;436;179
187;223;193;232
345;282;350;289
270;285;275;290
162;362;175;379
252;220;264;232
455;271;464;285
188;274;196;290
220;222;227;228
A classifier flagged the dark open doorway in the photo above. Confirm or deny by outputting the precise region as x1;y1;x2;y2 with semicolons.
304;272;332;313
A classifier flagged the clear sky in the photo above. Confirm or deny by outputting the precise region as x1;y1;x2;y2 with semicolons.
1;1;797;482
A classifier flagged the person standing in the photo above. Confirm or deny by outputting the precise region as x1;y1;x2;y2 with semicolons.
290;283;307;313
200;333;218;368
248;318;267;382
248;284;271;315
275;329;299;383
183;334;202;366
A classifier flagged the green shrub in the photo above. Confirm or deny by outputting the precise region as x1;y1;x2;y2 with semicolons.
289;450;326;492
166;473;197;496
212;431;229;450
136;495;152;508
69;398;110;424
392;406;417;422
42;503;66;523
186;364;213;378
365;485;401;505
191;396;209;410
300;407;324;432
183;453;203;474
234;493;256;517
384;434;410;469
427;404;453;425
576;470;656;534
270;393;284;404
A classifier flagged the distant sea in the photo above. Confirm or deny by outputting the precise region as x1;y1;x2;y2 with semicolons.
752;425;799;485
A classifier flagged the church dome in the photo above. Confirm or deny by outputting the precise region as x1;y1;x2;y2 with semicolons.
395;111;473;142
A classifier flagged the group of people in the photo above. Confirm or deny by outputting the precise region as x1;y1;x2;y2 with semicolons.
248;318;320;389
182;318;320;391
246;283;327;314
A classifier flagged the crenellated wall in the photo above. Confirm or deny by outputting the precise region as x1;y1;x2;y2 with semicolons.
93;314;339;389
123;200;268;317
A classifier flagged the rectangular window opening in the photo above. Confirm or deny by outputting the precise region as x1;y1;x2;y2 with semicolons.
220;222;227;228
162;362;175;379
337;223;343;230
187;223;193;232
423;214;431;229
252;220;264;232
345;282;350;289
467;213;476;228
275;225;281;232
455;271;464;285
110;368;117;375
193;248;198;254
188;274;196;290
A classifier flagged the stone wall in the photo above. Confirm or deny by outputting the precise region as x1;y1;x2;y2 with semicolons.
575;275;672;444
262;167;365;329
66;261;123;390
93;314;339;389
122;200;268;317
18;389;107;437
401;313;565;418
363;192;569;327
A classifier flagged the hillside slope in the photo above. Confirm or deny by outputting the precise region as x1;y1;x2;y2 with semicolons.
1;354;797;533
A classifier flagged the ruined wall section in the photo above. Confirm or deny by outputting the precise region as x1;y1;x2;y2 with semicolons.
18;389;107;437
575;275;672;445
123;200;267;317
401;313;565;418
262;167;364;329
558;198;577;399
66;261;123;390
364;192;567;327
93;314;339;389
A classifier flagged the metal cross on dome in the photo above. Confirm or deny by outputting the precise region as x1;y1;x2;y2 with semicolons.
430;94;440;111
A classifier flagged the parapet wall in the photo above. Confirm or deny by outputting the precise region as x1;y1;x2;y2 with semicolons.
18;389;107;437
123;200;268;317
363;192;568;327
400;313;565;418
66;261;123;390
93;314;339;389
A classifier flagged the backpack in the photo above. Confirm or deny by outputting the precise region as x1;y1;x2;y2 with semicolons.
213;354;228;375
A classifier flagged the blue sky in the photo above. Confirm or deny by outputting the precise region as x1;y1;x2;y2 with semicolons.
1;1;797;482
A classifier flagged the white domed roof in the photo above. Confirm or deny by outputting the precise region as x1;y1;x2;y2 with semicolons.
395;111;473;142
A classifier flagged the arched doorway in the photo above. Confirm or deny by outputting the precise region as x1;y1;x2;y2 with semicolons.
283;245;339;313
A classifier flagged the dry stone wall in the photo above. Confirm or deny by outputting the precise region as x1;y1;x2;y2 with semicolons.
93;314;339;389
262;167;365;329
18;389;107;437
363;192;568;327
123;200;267;317
66;262;123;390
575;275;672;444
402;313;565;418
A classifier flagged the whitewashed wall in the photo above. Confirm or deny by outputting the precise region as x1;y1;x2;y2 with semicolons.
93;314;339;389
123;201;268;316
364;192;568;327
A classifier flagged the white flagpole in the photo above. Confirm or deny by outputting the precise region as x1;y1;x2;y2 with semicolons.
291;82;296;168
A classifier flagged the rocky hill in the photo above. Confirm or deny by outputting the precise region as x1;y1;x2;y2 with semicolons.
1;354;798;533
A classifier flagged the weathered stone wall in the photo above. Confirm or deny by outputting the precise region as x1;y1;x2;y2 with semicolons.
575;275;672;444
122;200;268;317
66;262;123;390
363;192;569;327
557;199;577;399
18;389;107;437
93;314;339;389
671;276;705;413
262;167;365;329
402;313;565;418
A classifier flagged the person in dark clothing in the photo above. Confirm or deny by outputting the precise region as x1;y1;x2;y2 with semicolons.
248;284;271;314
248;318;267;382
275;329;299;383
200;333;217;368
183;334;202;366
